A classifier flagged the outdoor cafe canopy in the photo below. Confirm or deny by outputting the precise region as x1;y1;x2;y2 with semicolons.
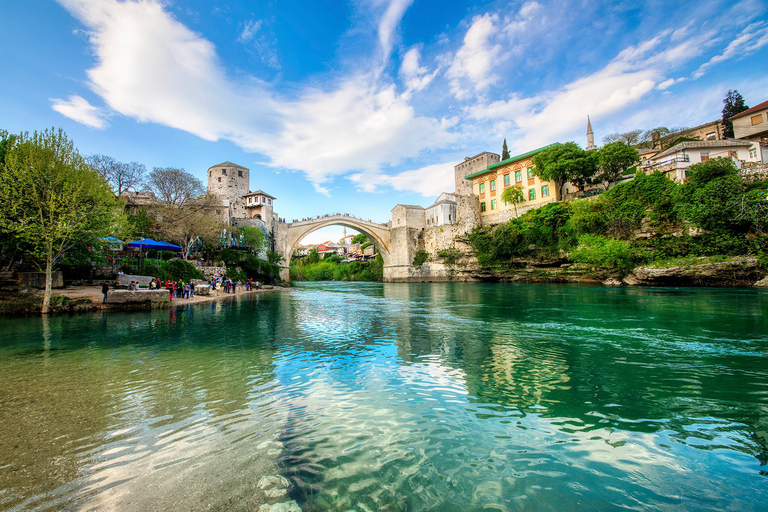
125;238;183;251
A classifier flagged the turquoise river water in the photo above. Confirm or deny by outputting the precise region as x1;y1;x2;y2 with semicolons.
1;282;767;511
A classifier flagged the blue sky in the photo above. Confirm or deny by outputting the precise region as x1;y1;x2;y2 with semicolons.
1;0;767;243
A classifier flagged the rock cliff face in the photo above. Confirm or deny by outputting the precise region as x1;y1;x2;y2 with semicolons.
624;257;763;287
406;256;766;288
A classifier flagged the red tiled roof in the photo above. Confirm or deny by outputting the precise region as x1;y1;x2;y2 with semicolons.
730;100;768;120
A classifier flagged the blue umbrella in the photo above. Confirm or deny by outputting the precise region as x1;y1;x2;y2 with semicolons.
126;238;183;251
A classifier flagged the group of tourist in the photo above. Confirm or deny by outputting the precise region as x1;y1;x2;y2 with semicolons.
208;275;260;294
163;279;196;302
101;275;264;305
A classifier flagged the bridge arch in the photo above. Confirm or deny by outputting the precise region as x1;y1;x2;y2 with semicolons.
281;215;392;279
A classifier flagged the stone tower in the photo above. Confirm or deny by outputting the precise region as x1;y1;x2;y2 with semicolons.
207;161;249;219
453;151;501;196
586;116;597;151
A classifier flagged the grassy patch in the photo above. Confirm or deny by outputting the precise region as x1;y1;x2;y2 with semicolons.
643;255;736;269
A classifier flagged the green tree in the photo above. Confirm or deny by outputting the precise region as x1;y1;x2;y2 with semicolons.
532;142;597;197
501;184;525;217
675;158;745;233
0;130;18;165
501;138;510;160
351;233;368;244
595;142;639;187
0;129;117;313
412;249;429;266
721;89;749;138
307;248;320;264
240;225;267;253
267;250;285;265
127;208;156;239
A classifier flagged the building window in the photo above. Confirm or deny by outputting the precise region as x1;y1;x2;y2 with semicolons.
504;174;510;186
491;199;497;210
268;199;272;205
542;184;550;198
490;180;496;192
527;167;534;179
515;170;522;182
706;132;716;140
750;148;758;158
752;114;764;126
701;151;709;162
480;202;486;212
218;177;221;183
222;169;227;175
238;170;243;177
528;188;536;200
479;182;485;194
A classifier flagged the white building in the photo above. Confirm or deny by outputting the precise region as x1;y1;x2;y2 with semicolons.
731;99;768;164
425;192;457;227
645;140;756;181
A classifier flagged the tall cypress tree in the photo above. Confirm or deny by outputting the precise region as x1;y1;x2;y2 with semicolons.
721;90;749;138
501;138;510;160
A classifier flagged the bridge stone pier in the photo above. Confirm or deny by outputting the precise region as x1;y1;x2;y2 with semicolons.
278;215;400;281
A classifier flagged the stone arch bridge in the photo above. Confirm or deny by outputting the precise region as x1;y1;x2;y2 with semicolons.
277;215;397;281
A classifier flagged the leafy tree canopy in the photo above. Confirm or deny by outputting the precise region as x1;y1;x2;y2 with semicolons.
0;128;118;313
595;142;639;186
532;142;597;195
501;138;510;160
501;184;525;216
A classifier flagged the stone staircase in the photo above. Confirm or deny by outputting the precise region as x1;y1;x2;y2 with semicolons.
0;271;19;290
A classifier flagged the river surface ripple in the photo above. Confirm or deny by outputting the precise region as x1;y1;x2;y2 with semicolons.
0;282;767;511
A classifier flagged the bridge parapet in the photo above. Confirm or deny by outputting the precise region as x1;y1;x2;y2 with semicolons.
288;214;389;228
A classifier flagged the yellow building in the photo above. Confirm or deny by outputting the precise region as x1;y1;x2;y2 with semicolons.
464;144;559;224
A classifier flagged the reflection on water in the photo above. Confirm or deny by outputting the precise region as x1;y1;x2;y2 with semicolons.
0;283;767;511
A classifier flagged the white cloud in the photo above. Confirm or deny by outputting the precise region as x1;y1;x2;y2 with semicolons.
50;95;108;129
693;21;768;78
399;47;437;92
56;0;453;193
446;13;501;99
349;160;456;197
237;19;262;43
377;0;415;59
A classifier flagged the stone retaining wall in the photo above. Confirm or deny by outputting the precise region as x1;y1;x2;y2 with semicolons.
20;272;63;289
116;274;155;287
106;290;169;304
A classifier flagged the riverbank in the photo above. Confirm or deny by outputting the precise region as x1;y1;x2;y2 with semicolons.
0;284;290;316
396;255;767;287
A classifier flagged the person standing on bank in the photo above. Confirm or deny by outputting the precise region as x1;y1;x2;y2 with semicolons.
102;281;109;304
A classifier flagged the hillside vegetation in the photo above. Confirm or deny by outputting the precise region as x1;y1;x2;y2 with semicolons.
468;159;768;274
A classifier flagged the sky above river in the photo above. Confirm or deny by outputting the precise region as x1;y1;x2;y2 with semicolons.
1;0;767;243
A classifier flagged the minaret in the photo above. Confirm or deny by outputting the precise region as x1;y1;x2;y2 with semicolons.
586;116;597;151
342;227;347;243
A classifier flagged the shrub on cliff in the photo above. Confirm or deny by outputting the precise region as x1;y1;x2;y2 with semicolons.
675;158;746;233
571;235;642;272
568;171;679;239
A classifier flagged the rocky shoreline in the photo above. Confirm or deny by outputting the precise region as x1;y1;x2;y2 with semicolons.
0;284;290;316
406;256;767;288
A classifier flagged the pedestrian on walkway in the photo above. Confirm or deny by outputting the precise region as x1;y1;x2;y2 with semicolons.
102;281;109;303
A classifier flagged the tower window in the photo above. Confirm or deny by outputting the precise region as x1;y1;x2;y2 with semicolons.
238;171;243;177
218;177;221;182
